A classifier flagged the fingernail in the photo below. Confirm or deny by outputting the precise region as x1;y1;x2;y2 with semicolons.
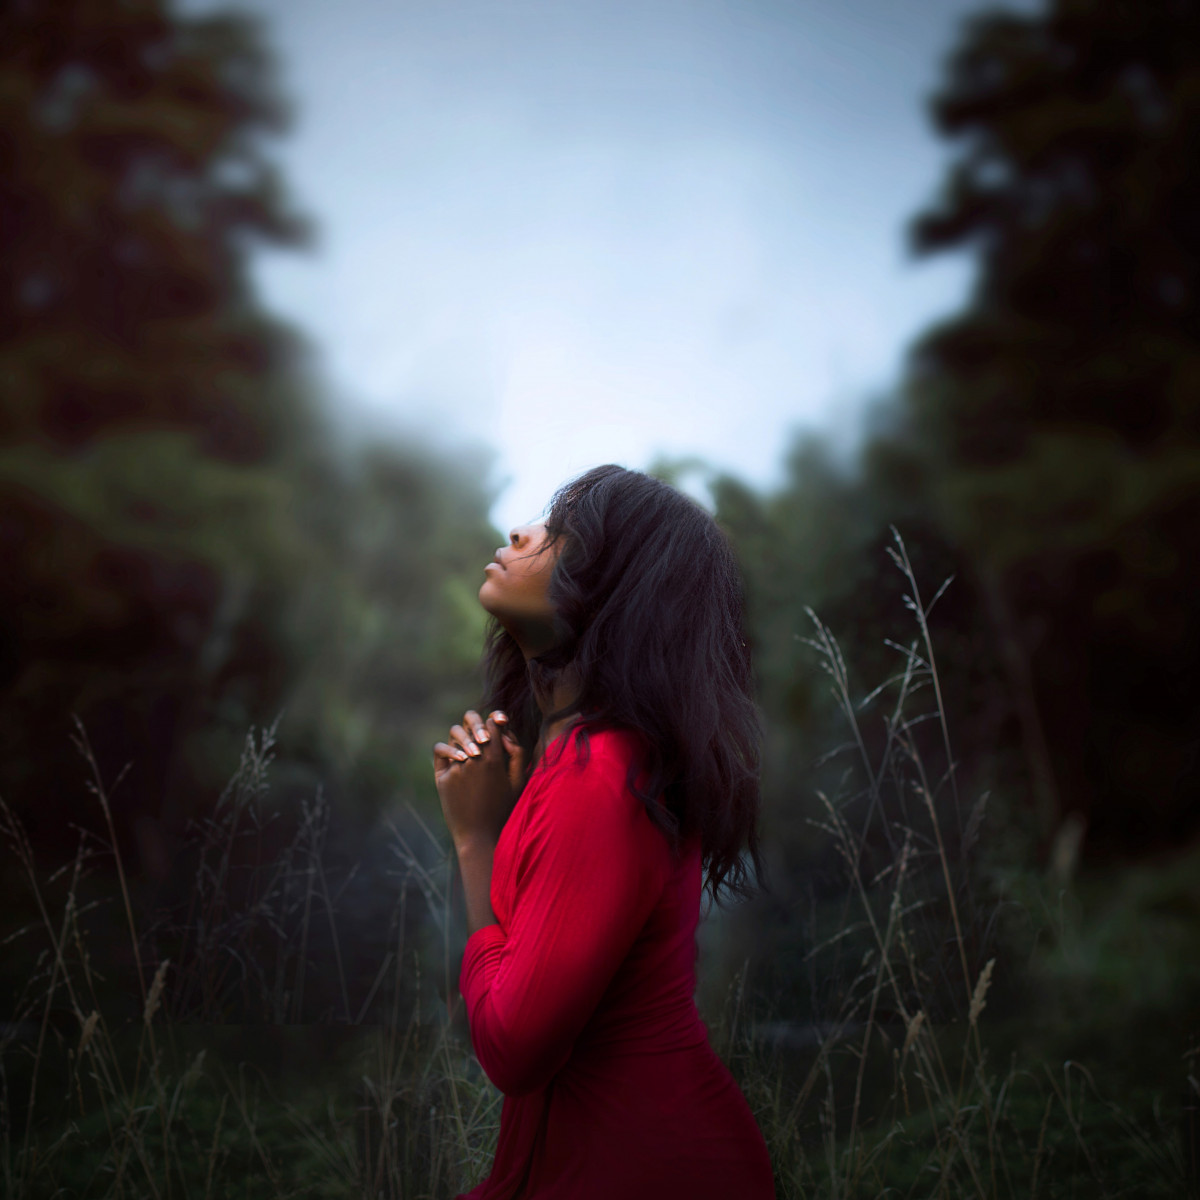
477;728;489;742
467;743;480;756
494;711;508;723
455;751;468;761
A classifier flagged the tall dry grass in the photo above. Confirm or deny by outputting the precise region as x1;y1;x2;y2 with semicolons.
0;720;500;1198
0;530;1194;1197
702;531;1194;1198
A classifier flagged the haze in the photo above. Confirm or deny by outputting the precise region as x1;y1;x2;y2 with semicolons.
181;0;1022;530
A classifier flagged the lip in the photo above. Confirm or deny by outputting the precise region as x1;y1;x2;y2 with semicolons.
486;553;506;571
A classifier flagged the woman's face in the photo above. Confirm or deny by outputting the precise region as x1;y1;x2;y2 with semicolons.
479;521;561;643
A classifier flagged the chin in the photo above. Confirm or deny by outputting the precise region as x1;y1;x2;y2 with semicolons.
478;582;508;621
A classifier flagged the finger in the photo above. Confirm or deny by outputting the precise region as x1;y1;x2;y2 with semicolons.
450;724;481;757
489;710;511;743
464;709;489;743
481;714;505;762
433;742;468;779
505;736;528;791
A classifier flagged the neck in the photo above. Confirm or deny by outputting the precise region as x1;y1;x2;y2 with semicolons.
498;616;581;745
506;613;559;662
539;671;580;741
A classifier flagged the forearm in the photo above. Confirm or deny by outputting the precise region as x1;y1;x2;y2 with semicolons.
456;839;498;936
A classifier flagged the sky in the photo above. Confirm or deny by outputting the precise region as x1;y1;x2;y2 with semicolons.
184;0;1020;532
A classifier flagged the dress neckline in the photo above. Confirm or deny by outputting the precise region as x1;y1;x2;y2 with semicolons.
531;720;582;777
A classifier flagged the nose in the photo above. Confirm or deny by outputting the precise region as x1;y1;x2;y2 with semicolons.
497;527;520;559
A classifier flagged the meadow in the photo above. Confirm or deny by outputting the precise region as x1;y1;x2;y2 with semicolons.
2;539;1196;1199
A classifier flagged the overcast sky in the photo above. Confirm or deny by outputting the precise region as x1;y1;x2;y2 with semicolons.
185;0;1022;532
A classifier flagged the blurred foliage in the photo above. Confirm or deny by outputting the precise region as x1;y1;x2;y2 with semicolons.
706;433;1033;999
0;0;499;895
903;0;1200;850
690;0;1200;1068
0;0;1195;1003
0;0;1197;1192
708;0;1200;882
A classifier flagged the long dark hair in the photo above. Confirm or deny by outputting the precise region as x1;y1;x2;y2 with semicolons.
482;464;765;902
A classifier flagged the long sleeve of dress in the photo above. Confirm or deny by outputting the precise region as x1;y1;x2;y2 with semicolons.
458;737;671;1098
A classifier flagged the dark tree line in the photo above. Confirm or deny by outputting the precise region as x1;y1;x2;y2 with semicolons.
0;0;495;891
2;0;1198;913
907;0;1200;850
709;0;1200;894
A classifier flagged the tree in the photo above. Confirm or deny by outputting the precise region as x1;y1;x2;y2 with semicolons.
904;0;1200;850
0;0;319;854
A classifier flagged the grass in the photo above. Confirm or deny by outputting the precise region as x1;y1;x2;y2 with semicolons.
1;530;1196;1198
703;532;1197;1198
0;723;501;1198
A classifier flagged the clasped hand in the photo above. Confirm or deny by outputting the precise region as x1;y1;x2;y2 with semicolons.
433;710;527;851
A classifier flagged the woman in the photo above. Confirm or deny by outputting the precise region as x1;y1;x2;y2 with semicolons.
433;464;774;1198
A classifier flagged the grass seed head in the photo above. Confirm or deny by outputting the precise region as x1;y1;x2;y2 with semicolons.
968;957;995;1028
78;1009;100;1056
902;1009;926;1058
144;958;170;1026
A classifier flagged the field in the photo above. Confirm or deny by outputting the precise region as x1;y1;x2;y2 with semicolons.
3;557;1196;1198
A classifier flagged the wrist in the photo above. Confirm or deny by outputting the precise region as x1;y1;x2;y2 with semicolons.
455;838;498;936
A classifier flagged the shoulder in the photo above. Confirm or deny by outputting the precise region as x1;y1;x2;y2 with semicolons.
522;725;654;827
536;725;644;789
513;727;672;878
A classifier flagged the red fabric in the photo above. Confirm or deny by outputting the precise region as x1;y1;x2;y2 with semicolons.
456;726;774;1199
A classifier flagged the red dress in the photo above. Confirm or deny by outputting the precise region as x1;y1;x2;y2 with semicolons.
456;726;775;1198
